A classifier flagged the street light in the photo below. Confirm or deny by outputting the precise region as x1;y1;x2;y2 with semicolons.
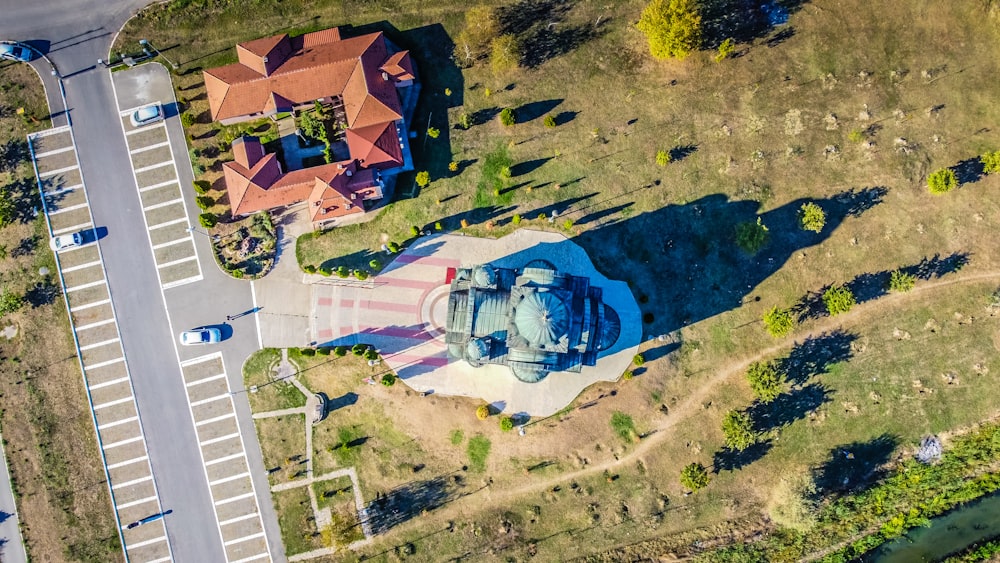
186;226;220;242
139;39;177;70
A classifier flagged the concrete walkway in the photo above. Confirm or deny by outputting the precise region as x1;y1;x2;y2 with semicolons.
0;435;26;563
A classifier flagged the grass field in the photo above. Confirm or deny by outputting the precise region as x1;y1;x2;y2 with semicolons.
124;0;1000;559
0;62;122;561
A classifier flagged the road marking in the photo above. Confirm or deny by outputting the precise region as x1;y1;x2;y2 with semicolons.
156;255;197;269
224;532;265;547
104;436;144;450
190;393;229;408
196;413;235;427
112;475;153;490
205;452;245;467
125;122;165;136
38;164;78;178
126;535;167;549
199;432;239;447
219;513;260;527
161;274;203;290
230;553;270;563
215;492;255;506
132;161;172;175
148;217;187;230
29;125;70;137
152;237;192;250
75;317;116;331
79;337;120;351
33;145;75;158
48;202;90;215
140;179;178;192
116;495;158;510
61;259;102;273
107;455;148;470
89;376;130;391
146;557;173;563
70;298;111;312
179;352;222;367
129;141;170;155
143;197;184;212
93;396;133;410
98;415;138;430
84;356;124;370
187;373;226;387
209;471;249;487
44;183;82;197
53;221;92;235
66;279;107;293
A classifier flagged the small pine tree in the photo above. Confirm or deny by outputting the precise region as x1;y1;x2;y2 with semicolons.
476;405;490;420
823;285;856;316
410;225;420;237
981;150;1000;175
714;38;735;62
637;0;703;60
722;410;758;451
387;242;400;253
928;168;958;194
427;127;440;139
199;213;217;228
745;360;784;404
499;416;514;432
798;202;826;233
434;222;443;231
544;114;557;128
656;149;671;166
763;306;794;338
196;195;214;210
735;218;770;254
499;108;516;126
680;462;710;492
511;214;522;226
369;259;381;270
562;218;574;231
458;113;471;130
415;171;430;188
448;161;459;172
633;353;645;366
333;346;347;357
888;270;916;292
444;88;452;97
180;112;195;127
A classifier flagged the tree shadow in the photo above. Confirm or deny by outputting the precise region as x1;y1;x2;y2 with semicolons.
25;279;61;308
765;26;796;48
811;434;899;497
713;440;773;472
746;382;831;433
11;236;37;258
7;177;41;224
700;0;810;48
363;476;455;535
575;202;634;226
952;157;984;185
0;139;29;173
669;144;698;163
515;99;562;123
510;157;551;177
779;330;857;385
469;107;500;126
495;0;606;69
844;251;971;305
554;111;578;126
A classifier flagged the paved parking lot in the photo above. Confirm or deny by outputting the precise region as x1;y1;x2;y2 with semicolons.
28;126;173;562
179;353;271;562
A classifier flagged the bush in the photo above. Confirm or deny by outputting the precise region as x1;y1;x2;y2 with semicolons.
180;112;195;127
363;349;379;361
888;269;916;292
823;284;856;316
745;360;784;403
380;373;396;386
333;346;347;357
735;218;770;254
354;270;369;281
199;213;217;228
196;195;214;210
193;180;210;194
476;405;490;420
369;259;381;270
0;288;24;317
387;241;400;253
490;34;520;74
680;462;711;492
928;168;958;194
318;265;332;276
722;410;758;451
427;127;440;139
562;219;574;231
335;266;349;278
512;214;521;226
458;113;471;130
499;416;514;432
714;37;735;62
434;222;443;231
317;347;331;356
351;344;367;356
763;306;795;337
622;370;634;380
633;354;645;366
499;108;516;126
981;150;1000;175
415;171;430;188
410;225;420;237
303;264;317;274
798;202;826;233
637;0;702;60
448;161;459;172
544;114;556;128
300;347;316;357
655;149;671;166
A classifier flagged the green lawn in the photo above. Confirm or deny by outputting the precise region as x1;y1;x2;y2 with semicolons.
255;414;308;486
272;486;324;555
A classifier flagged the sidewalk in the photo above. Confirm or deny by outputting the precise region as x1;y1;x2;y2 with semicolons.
0;434;27;563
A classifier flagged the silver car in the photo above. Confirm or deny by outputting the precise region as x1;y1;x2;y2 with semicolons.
130;104;163;127
179;328;222;345
0;44;32;62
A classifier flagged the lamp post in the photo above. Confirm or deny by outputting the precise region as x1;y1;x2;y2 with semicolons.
186;226;220;242
139;39;177;70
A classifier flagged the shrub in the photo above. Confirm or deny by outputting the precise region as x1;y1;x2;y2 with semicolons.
512;214;522;226
303;264;317;274
735;218;770;254
680;462;711;492
981;150;1000;175
231;269;244;279
745;360;784;403
847;129;865;143
928;168;958;194
354;270;369;280
193;180;210;194
798;202;826;233
499;166;511;179
499;108;516;126
448;161;459;172
333;346;347;357
722;410;758;451
351;344;366;356
192;163;206;176
415;171;430;188
562;218;574;231
490;34;519;74
476;405;490;420
434;222;443;231
537;212;547;221
364;348;379;361
458;113;471;130
0;288;24;317
199;213;217;228
410;225;420;237
633;353;645;366
656;149;671;166
180;112;195;127
387;241;400;253
300;347;316;357
823;285;856;316
369;259;381;270
427;127;440;139
637;0;702;60
888;269;916;292
610;411;639;442
195;195;214;210
763;306;794;337
714;37;735;62
623;370;634;380
318;265;335;277
460;219;470;229
544;114;556;128
499;416;514;432
444;88;452;97
317;347;331;356
335;266;349;278
380;373;396;386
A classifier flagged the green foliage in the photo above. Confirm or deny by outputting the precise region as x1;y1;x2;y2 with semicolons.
735;217;770;254
449;429;464;445
637;0;703;60
543;114;557;128
722;410;758;451
335;265;349;278
714;38;735;62
380;373;396;386
458;113;471;130
763;306;795;337
848;129;865;143
512;214;522;226
387;241;400;253
888;269;916;292
745;360;784;404
426;127;440;139
444;88;452;97
303;264;317;274
633;353;645;366
300;347;316;357
448;161;458;172
180;112;195;128
456;5;499;61
490;34;520;74
195;195;214;210
499;108;516;126
798;202;827;233
680;462;711;492
193;180;210;194
351;344;366;356
981;150;1000;175
333;346;347;357
434;221;442;231
823;284;856;316
0;287;24;317
476;404;490;420
363;348;379;361
318;265;332;276
610;411;638;443
354;270;369;280
415;171;430;188
928;168;958;194
199;213;217;228
562;218;574;231
499;166;511;179
467;434;491;471
655;149;671;166
0;187;15;228
410;225;420;237
316;347;331;356
499;416;514;432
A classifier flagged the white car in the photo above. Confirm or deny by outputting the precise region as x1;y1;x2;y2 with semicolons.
49;232;83;251
179;328;222;345
130;104;163;127
0;44;32;62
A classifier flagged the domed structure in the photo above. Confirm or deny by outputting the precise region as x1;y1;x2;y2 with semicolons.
512;291;570;349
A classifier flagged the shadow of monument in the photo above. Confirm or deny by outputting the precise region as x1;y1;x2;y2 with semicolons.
362;475;456;535
811;434;899;498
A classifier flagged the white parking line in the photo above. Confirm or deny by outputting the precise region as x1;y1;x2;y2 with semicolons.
199;432;240;447
162;274;203;289
179;352;221;368
53;221;92;235
209;471;249;487
125;122;165;136
98;415;138;430
205;452;245;466
61;260;102;273
196;413;235;427
190;393;230;408
133;161;172;175
224;532;265;547
107;455;148;470
126;535;167;550
116;495;158;510
152;237;192;250
89;376;130;391
93;396;133;410
219;513;260;527
130;141;170;155
33;145;75;158
230;553;270;563
76;317;116;331
148;217;188;230
66;279;107;293
112;475;152;490
84;356;124;370
79;337;120;351
146;557;173;563
49;202;90;215
70;298;111;312
215;492;255;506
157;256;198;269
187;373;227;387
104;436;144;450
140;179;179;193
29;125;70;137
44;183;82;197
143;197;184;212
38;165;78;178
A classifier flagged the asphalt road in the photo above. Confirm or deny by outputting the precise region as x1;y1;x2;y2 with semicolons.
3;4;285;562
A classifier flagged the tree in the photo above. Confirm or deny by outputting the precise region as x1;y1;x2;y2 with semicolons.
544;114;557;128
476;404;490;420
823;284;855;316
490;34;520;74
888;270;916;292
0;187;15;228
722;410;758;451
735;217;769;254
448;161;459;172
763;306;794;337
745;361;783;404
333;346;347;357
415;171;430;188
193;180;210;194
680;462;710;492
927;168;958;194
499;416;514;432
499;108;516;127
195;195;214;210
798;202;826;233
981;150;1000;175
456;5;499;63
637;0;703;60
714;38;735;62
656;149;672;166
426;127;440;139
180;112;195;127
633;353;645;366
0;288;23;317
199;213;217;228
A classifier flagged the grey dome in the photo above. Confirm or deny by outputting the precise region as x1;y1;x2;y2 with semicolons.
473;264;496;286
598;304;621;351
466;337;491;361
513;290;569;348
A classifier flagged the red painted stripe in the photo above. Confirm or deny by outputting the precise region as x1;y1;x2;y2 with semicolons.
317;328;334;339
395;254;461;267
317;297;333;306
340;299;354;308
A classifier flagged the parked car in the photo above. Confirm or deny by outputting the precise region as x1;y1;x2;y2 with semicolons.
130;103;163;127
0;44;32;62
179;328;222;345
49;232;83;251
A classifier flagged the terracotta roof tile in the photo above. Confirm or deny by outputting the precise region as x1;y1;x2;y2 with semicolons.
380;51;415;82
345;122;403;169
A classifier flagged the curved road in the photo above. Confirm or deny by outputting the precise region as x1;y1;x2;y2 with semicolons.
3;4;284;562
